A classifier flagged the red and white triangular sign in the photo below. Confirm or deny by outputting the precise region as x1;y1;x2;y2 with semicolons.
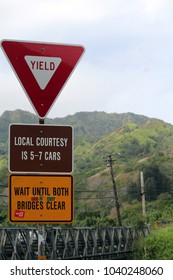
0;40;85;118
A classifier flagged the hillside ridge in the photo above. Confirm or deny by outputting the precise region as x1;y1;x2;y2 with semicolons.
1;109;173;226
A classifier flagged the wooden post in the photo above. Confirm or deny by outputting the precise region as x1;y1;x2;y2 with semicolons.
140;171;146;220
107;154;122;226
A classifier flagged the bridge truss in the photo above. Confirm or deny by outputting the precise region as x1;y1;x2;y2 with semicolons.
0;226;149;260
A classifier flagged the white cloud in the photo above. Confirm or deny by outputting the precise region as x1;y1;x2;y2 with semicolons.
40;0;105;22
141;0;170;17
0;0;105;33
1;0;173;124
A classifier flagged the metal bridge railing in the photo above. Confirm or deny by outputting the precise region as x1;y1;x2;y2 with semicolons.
0;226;150;260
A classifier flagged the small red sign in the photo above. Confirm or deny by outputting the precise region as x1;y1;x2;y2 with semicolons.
0;40;84;118
14;210;25;218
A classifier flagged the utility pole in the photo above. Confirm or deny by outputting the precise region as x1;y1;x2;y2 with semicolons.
140;171;146;221
105;154;122;226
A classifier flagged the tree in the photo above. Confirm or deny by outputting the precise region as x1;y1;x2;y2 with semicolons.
126;182;140;203
144;164;171;201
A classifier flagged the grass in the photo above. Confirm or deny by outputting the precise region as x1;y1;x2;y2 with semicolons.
133;225;173;259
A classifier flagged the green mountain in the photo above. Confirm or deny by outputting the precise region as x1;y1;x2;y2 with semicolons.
0;109;149;154
0;109;173;226
73;117;173;222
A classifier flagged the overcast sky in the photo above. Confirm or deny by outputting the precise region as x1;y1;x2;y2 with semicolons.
1;0;173;123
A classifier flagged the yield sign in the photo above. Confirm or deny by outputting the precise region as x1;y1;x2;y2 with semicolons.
0;40;84;118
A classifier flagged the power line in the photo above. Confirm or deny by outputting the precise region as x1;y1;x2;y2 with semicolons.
75;196;115;200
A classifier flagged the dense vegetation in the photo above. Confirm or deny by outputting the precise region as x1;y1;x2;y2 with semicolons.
133;225;173;260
